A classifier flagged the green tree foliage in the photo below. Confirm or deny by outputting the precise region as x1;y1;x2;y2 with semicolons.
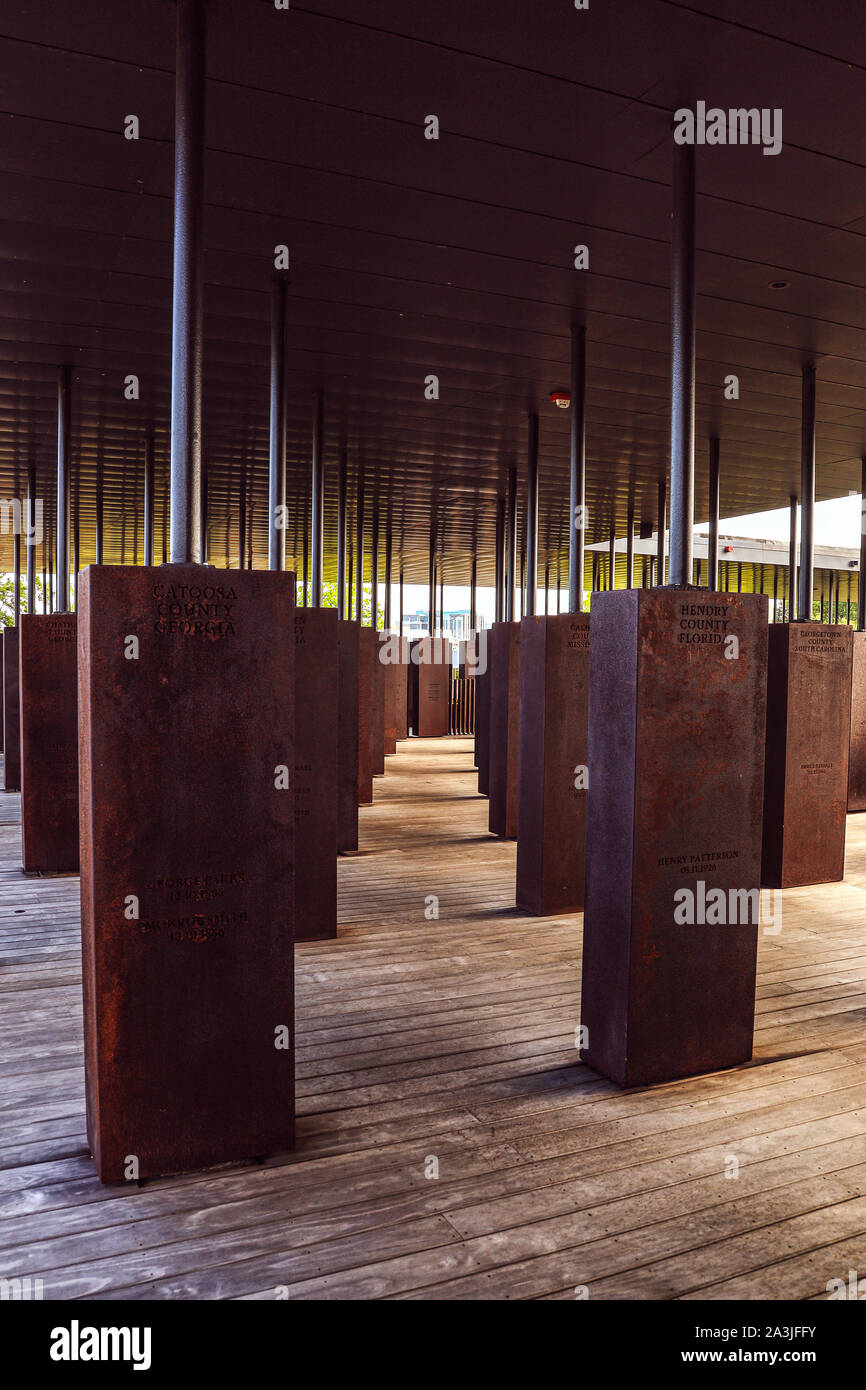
0;577;44;626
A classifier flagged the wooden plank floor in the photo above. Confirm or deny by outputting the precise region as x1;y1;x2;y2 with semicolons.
2;734;866;1300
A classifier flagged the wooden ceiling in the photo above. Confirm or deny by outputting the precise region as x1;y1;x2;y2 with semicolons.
2;0;866;586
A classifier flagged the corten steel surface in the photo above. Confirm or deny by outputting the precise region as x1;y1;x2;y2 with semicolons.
848;632;866;812
488;622;521;839
407;642;420;735
19;614;79;873
476;663;491;796
416;638;451;738
371;631;385;776
293;607;337;941
580;589;769;1088
394;637;409;740
357;626;374;804
516;614;590;915
762;622;853;887
78;564;296;1183
382;635;408;754
337;619;359;852
2;627;20;792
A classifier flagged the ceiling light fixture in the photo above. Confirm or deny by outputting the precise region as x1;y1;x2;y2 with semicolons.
549;390;571;409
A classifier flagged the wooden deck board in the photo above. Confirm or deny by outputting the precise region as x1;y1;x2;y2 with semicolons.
1;735;866;1300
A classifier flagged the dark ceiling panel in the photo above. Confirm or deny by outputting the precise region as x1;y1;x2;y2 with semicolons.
1;0;865;585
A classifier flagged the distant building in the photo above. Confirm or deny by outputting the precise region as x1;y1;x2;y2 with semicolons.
401;609;487;638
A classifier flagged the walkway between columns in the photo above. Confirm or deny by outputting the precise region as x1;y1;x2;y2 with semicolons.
2;738;866;1298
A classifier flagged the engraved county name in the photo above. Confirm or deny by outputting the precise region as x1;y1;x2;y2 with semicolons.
152;582;237;637
678;603;731;644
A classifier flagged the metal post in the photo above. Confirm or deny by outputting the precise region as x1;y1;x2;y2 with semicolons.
525;412;538;616
608;524;616;591
568;323;586;612
399;563;404;636
470;553;477;632
669;139;696;587
95;447;104;565
708;436;720;590
56;366;71;611
239;459;247;570
626;508;634;589
506;466;517;622
169;0;206;564
355;466;365;623
144;430;155;567
268;281;287;571
797;365;816;621
657;478;666;587
788;495;798;623
13;527;21;624
384;515;392;630
371;495;379;629
200;461;208;564
494;496;505;622
26;463;37;610
310;390;324;605
859;459;866;631
346;501;353;617
428;523;435;636
337;444;347;618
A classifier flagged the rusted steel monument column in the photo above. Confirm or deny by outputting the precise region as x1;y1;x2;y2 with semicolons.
580;139;769;1086
293;394;338;936
293;607;337;940
488;468;521;830
476;498;505;795
488;620;520;837
2;624;20;792
516;612;590;914
337;617;360;851
78;0;296;1182
762;364;853;884
568;325;586;614
517;397;591;911
20;366;79;872
849;458;866;811
5;466;38;793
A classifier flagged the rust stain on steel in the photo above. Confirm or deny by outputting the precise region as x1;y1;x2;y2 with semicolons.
357;625;375;804
381;634;406;755
847;631;866;812
19;613;79;872
78;565;295;1182
475;658;491;796
337;619;360;852
488;622;520;838
3;626;20;792
581;588;768;1089
293;607;337;940
416;637;451;737
516;613;590;915
763;621;853;886
371;631;385;775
